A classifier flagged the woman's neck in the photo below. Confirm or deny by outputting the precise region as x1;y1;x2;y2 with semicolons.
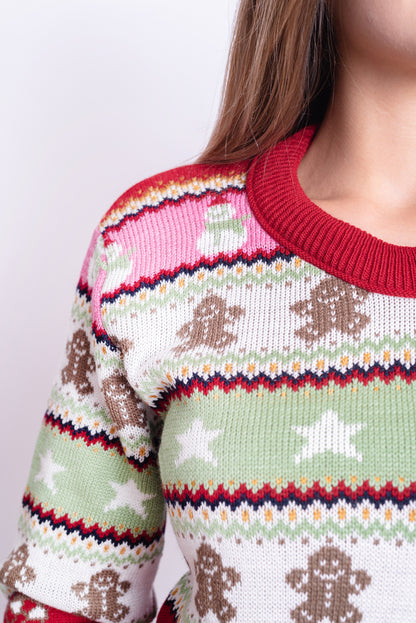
298;56;416;246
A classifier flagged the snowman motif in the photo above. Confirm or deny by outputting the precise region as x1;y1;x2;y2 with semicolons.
197;203;251;255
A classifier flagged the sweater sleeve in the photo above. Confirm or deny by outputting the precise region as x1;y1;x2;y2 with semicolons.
0;225;166;623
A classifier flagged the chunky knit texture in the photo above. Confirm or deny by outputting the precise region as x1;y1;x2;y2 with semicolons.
2;124;416;622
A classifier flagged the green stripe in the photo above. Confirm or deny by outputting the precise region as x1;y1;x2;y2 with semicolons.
159;381;416;489
138;343;415;399
166;572;193;623
17;516;163;565
49;385;112;426
171;516;416;542
102;261;322;319
27;426;165;532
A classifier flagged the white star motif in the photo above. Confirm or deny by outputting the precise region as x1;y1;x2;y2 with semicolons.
34;448;66;494
175;419;223;468
104;479;155;518
292;409;366;464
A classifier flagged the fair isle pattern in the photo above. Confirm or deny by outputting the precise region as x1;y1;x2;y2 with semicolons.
99;167;247;232
2;150;416;623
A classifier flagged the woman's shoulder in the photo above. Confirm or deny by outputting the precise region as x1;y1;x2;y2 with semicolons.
92;158;263;295
98;159;251;239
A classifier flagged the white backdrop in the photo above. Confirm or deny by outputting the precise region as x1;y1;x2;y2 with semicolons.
0;0;238;614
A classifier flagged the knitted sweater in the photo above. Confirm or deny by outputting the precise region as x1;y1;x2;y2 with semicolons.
2;124;416;623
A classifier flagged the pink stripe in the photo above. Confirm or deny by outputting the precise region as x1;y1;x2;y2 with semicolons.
103;192;279;289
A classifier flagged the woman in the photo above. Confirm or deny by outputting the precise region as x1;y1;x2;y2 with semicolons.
2;0;416;621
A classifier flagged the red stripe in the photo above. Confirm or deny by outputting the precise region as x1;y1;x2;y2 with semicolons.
42;411;156;473
101;246;290;299
100;160;249;232
23;492;164;547
153;368;416;414
164;479;416;506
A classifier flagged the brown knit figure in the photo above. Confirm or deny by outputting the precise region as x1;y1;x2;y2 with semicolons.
71;569;130;622
290;275;370;347
194;542;241;623
107;335;134;360
102;369;147;430
173;294;245;356
286;545;371;623
61;328;95;395
0;544;36;589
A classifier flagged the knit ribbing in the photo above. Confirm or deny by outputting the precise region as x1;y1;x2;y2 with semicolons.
247;124;416;297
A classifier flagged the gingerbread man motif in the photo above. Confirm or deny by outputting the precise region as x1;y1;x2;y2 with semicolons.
290;275;370;347
286;545;371;623
173;293;245;356
107;334;134;361
61;328;95;395
71;569;130;622
194;542;241;622
101;368;147;431
0;544;36;590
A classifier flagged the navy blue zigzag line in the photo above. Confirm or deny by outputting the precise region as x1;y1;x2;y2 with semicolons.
169;488;416;512
76;282;91;300
23;495;165;548
101;247;294;304
44;410;157;472
154;361;416;409
101;184;247;235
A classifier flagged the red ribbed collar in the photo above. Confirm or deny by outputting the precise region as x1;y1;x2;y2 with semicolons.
246;124;416;297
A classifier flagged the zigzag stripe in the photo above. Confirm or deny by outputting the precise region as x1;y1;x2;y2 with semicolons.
170;516;416;543
68;283;107;345
93;324;120;350
100;177;247;235
64;298;112;348
100;247;293;304
164;481;416;511
156;571;192;623
44;411;157;472
23;493;164;548
156;335;415;365
18;525;163;566
75;281;92;300
153;364;416;412
102;267;317;320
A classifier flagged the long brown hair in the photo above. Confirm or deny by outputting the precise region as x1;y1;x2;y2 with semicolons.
197;0;336;164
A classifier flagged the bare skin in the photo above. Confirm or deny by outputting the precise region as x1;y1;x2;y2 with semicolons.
297;0;416;246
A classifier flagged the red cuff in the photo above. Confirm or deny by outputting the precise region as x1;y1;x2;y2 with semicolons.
4;592;94;622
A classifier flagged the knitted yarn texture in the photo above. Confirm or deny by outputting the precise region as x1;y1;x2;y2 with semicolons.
1;125;416;622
